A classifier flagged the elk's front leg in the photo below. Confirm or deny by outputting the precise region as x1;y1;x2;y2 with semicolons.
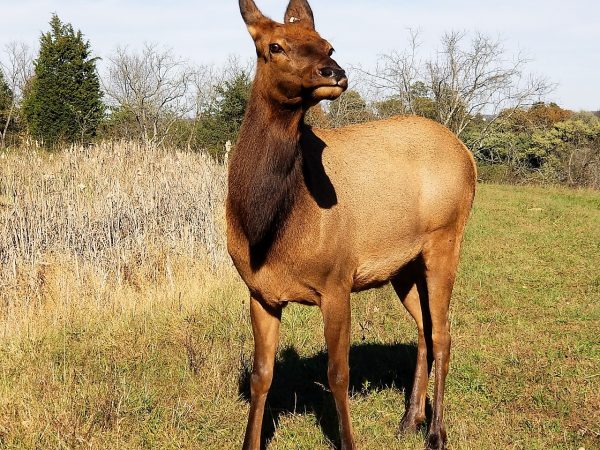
321;292;356;450
243;296;282;450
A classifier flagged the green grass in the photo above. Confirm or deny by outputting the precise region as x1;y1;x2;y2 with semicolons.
1;183;599;449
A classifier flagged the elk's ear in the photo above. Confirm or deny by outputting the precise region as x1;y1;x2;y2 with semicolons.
284;0;315;30
239;0;269;40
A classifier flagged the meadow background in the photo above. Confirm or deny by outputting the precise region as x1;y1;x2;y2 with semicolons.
1;7;599;450
0;143;598;449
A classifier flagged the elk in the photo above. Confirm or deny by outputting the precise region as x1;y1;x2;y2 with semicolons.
227;1;476;449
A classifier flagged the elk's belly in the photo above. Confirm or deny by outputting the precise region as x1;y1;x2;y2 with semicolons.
351;239;422;292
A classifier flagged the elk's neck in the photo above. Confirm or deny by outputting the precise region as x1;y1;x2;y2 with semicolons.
228;88;305;250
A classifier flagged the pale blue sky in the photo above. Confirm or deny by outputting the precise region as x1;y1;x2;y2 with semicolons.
1;0;598;111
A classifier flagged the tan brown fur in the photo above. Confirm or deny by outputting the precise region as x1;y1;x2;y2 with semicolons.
229;116;475;302
229;2;476;449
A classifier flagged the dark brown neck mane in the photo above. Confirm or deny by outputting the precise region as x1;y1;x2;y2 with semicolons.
228;83;305;252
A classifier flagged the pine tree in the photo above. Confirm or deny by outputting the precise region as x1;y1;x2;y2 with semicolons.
195;71;251;157
0;70;13;122
23;15;103;146
216;72;252;138
0;70;15;147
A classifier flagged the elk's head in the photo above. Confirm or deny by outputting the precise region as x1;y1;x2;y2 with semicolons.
239;0;348;107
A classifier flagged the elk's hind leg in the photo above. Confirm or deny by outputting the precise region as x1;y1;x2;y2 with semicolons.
391;261;432;434
421;229;464;450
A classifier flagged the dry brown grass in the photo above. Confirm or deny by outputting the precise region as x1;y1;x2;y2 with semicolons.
0;142;228;338
0;142;249;449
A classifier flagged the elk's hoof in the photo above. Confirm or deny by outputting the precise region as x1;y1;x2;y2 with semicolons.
398;417;420;435
339;440;357;450
425;429;447;450
398;410;425;436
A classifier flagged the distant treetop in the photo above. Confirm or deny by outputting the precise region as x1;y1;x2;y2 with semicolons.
22;14;103;147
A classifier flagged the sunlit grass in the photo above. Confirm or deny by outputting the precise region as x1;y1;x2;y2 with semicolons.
0;145;598;449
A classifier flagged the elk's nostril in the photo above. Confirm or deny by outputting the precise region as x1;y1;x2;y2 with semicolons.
320;67;347;82
335;69;347;81
319;67;334;78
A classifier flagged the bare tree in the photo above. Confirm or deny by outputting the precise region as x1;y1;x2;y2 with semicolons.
361;31;553;139
185;56;252;150
186;64;218;150
0;42;34;147
103;43;193;147
427;31;552;136
357;29;422;115
328;89;373;128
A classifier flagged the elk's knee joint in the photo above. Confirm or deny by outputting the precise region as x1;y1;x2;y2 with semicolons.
251;365;273;393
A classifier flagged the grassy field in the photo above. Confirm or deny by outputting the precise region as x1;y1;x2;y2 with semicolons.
0;145;599;449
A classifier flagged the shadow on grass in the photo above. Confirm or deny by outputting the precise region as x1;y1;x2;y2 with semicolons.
239;342;429;449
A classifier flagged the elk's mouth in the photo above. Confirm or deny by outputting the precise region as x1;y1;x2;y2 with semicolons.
311;86;344;100
311;79;348;100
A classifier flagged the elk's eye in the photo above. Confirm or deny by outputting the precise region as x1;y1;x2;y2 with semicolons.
328;48;335;57
269;44;284;54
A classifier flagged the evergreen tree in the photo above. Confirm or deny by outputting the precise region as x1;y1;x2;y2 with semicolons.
216;72;252;138
0;70;15;147
0;70;12;117
196;71;251;157
23;15;103;146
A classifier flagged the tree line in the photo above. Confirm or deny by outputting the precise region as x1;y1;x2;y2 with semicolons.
0;15;253;156
1;15;599;187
